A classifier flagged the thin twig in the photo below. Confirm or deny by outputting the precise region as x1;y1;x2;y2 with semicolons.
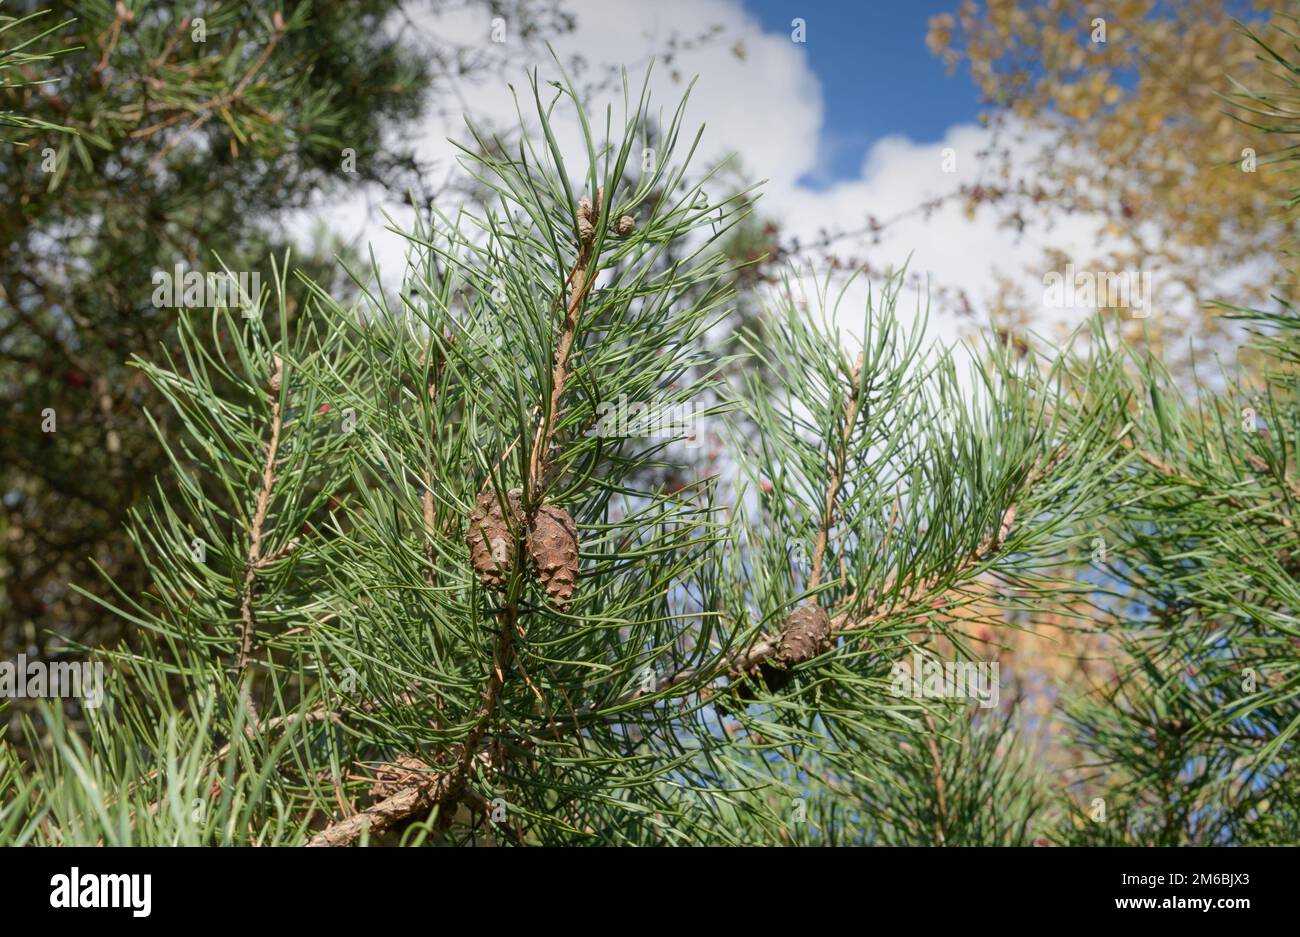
807;352;864;594
236;354;284;728
306;770;461;847
421;337;446;581
526;228;596;500
1122;436;1295;528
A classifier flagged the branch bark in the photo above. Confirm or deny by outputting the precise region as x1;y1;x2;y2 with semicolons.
236;353;284;728
807;351;864;594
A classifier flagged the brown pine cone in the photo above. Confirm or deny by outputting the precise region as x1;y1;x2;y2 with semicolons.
526;504;579;610
466;489;523;591
724;604;833;708
773;604;832;668
614;215;636;236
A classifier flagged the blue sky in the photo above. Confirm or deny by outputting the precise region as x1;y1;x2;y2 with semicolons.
742;0;982;188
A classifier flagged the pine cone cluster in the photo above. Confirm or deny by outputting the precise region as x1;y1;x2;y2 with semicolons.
577;196;597;244
576;191;636;243
465;490;579;609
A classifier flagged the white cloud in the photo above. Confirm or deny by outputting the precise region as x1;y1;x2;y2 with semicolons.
290;0;1119;353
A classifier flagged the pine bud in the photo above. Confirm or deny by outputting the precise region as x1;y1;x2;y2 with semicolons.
526;504;579;610
466;489;523;591
577;196;597;244
614;215;636;236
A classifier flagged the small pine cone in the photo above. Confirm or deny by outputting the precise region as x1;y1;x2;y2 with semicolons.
774;604;832;668
466;489;522;591
614;215;636;236
526;504;579;610
724;604;832;707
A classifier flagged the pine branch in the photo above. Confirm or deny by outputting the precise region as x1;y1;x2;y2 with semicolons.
236;353;285;729
306;754;483;848
806;352;864;594
12;62;1148;846
526;197;600;501
310;199;603;847
1119;435;1295;528
143;15;287;171
305;450;1048;847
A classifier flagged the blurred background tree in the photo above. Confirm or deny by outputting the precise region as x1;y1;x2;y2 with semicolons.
927;0;1296;369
